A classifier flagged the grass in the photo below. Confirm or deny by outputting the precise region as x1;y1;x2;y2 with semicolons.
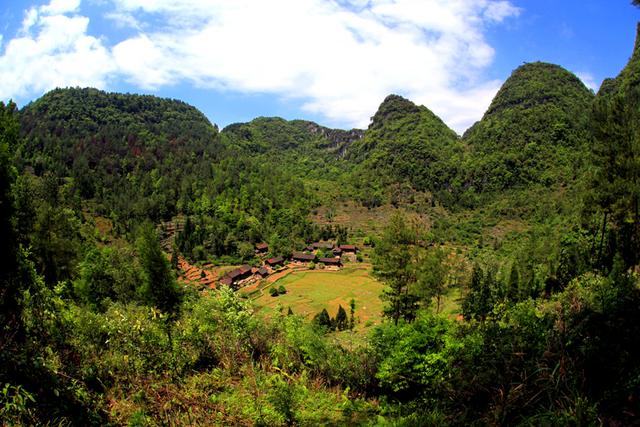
434;285;464;318
250;265;385;333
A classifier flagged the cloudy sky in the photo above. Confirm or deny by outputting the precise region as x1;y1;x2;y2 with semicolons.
0;0;638;134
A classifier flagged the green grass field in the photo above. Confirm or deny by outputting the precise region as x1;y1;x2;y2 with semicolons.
248;264;464;343
250;266;385;332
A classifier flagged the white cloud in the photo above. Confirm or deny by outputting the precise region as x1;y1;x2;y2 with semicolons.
0;1;114;100
0;0;521;133
21;8;39;33
112;35;176;88
484;1;521;22
104;11;143;30
41;0;81;15
576;71;599;93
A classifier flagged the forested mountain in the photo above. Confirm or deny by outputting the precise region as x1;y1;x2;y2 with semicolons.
222;117;363;156
17;87;221;225
13;88;325;276
220;116;361;184
348;95;462;206
461;62;594;198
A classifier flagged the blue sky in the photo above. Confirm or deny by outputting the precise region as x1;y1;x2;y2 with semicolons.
0;0;638;134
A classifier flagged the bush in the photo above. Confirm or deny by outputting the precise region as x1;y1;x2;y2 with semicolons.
269;287;279;297
335;305;348;331
313;308;333;330
308;262;316;270
278;285;287;295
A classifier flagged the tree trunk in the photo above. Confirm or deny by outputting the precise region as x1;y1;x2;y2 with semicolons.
598;211;608;267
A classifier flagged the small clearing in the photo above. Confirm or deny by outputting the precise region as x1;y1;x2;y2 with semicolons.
250;265;385;332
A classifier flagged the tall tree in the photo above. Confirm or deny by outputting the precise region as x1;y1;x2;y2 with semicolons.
0;101;24;352
0;102;49;400
372;212;420;324
335;305;348;331
592;91;640;268
462;264;494;321
137;223;182;316
415;247;449;313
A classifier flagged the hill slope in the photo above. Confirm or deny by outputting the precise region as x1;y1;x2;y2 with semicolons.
462;62;595;196
348;94;462;206
222;117;363;156
16;89;318;237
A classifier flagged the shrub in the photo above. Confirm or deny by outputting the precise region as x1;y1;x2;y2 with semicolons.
313;308;333;330
278;285;287;295
308;262;316;270
335;305;348;331
269;287;279;297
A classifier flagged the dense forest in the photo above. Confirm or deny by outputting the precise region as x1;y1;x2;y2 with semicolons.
2;20;640;427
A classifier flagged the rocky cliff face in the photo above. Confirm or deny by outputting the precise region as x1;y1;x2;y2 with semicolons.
297;120;364;157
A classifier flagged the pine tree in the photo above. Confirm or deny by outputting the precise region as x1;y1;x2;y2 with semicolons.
335;305;348;331
349;299;356;330
373;212;420;325
415;247;449;313
506;263;520;302
171;244;180;270
0;101;24;347
463;264;494;321
137;223;182;316
313;308;333;330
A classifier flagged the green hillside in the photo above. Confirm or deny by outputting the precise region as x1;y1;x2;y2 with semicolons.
462;62;595;198
348;94;462;207
17;87;221;224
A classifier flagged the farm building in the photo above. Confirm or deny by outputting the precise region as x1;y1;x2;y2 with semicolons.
221;264;253;286
292;252;316;262
339;244;358;253
318;257;342;266
265;256;284;267
255;242;269;253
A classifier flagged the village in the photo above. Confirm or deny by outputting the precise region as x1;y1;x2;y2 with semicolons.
177;241;361;291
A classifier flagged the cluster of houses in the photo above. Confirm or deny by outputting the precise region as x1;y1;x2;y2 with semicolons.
218;242;359;288
292;242;357;266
